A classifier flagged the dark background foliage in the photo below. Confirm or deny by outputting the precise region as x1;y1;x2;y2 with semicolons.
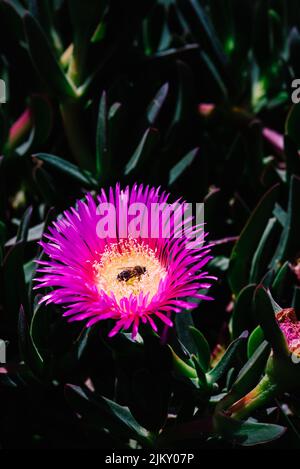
1;0;300;450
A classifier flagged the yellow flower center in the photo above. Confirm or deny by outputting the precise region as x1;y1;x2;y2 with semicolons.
93;239;167;303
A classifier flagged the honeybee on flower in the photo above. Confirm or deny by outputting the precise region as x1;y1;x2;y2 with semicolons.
35;183;216;339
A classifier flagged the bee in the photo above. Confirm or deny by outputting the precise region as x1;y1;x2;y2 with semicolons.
117;266;147;282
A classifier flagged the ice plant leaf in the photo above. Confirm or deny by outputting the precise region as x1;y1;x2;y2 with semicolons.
229;183;279;295
189;326;211;372
230;340;270;400
0;220;5;263
231;284;257;339
124;128;159;176
33;152;97;187
270;176;300;267
172;61;195;124
199;51;228;100
16;206;33;243
253;285;289;358
175;312;197;355
271;261;294;299
247;326;265;358
286;100;300;146
2;243;27;320
68;0;104;49
169;148;199;186
284;135;300;181
147;82;169;125
23;13;77;98
95;94;121;180
59;327;91;374
292;286;300;310
168;345;197;379
96;90;108;178
249;217;277;283
65;384;152;446
18;305;43;377
191;355;208;389
207;333;247;384
177;0;227;68
157;417;213;445
29;298;52;356
216;340;271;414
216;414;286;446
6;222;44;247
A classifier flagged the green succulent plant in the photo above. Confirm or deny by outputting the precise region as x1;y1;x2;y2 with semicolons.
1;0;300;450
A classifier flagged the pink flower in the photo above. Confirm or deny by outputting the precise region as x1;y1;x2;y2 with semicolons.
277;308;300;357
34;184;215;338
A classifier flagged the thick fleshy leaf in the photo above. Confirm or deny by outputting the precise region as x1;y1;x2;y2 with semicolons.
230;340;270;400
33;152;97;187
253;286;288;358
168;345;197;379
231;284;257;339
191;355;208;389
169;148;199;186
285;135;300;180
23;13;77;98
2;243;27;321
18;305;43;377
247;326;265;358
229;184;279;295
189;326;211;372
96;90;108;177
0;220;5;263
177;0;227;67
65;384;151;446
68;0;104;46
292;286;300;309
147;82;169;125
124;128;159;176
16;206;32;243
28;0;61;51
200;51;228;100
175;312;197;355
217;414;286;446
6;222;44;247
249;217;277;283
58;326;91;376
270;176;300;266
157;417;213;445
207;333;247;384
172;61;195;124
271;261;294;299
286;102;300;146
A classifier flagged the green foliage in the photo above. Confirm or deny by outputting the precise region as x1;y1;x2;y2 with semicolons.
1;0;300;450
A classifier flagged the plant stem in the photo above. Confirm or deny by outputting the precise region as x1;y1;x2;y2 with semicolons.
228;375;281;420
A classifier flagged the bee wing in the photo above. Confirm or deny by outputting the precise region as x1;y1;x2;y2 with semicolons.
126;270;137;279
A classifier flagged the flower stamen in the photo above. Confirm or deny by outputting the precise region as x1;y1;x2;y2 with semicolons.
93;239;167;304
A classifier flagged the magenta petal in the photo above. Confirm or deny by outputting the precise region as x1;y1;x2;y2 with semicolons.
34;183;216;339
